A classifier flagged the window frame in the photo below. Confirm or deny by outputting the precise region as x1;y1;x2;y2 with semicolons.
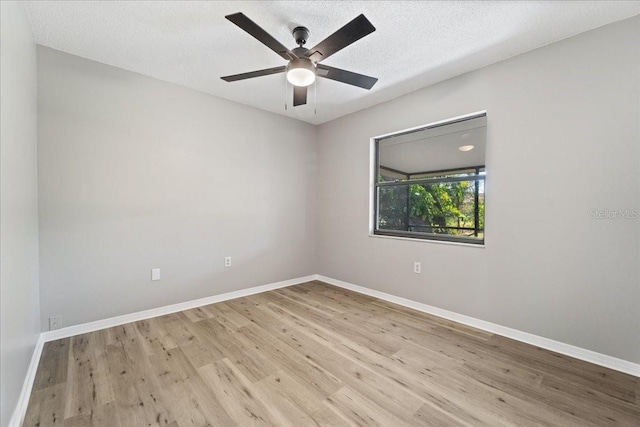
370;111;487;246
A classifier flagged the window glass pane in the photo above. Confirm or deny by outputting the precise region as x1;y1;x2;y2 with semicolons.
377;179;484;239
377;185;409;230
378;116;486;182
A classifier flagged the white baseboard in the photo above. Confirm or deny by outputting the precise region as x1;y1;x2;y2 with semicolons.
9;334;45;427
41;275;317;342
316;275;640;377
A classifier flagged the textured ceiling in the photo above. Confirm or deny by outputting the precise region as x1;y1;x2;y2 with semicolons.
22;1;640;125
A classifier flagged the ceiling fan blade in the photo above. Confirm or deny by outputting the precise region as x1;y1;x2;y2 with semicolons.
226;13;297;61
316;64;377;89
293;86;307;106
305;14;375;63
221;66;286;82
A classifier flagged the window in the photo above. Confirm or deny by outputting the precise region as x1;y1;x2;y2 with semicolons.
372;113;486;244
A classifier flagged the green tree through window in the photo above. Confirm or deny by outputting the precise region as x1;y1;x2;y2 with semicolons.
377;169;485;242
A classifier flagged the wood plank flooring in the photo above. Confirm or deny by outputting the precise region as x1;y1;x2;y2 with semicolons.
24;281;639;426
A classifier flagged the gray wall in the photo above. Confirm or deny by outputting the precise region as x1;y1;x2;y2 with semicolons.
316;16;640;363
37;47;317;330
0;2;41;426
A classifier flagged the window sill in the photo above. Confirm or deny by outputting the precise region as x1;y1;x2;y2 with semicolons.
369;232;485;248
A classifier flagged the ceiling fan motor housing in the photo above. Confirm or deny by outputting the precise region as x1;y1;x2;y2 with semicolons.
291;46;309;57
293;26;310;46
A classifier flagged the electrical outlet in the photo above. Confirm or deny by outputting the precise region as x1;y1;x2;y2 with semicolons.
49;316;62;331
224;256;231;268
151;268;161;281
413;262;421;274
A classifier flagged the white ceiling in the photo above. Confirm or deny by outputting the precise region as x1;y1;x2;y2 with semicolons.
22;1;640;125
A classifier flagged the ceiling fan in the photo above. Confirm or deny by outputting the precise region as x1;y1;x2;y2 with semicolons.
221;13;378;107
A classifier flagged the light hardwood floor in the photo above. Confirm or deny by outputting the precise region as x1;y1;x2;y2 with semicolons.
24;281;639;426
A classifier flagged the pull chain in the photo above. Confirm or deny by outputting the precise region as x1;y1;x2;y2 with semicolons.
314;80;317;115
284;73;288;110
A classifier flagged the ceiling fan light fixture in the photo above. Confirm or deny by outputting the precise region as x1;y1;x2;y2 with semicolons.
287;58;316;87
